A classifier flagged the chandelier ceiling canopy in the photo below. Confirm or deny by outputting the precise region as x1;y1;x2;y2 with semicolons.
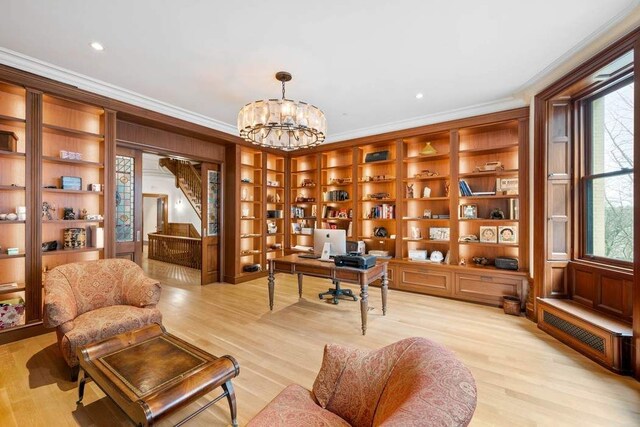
237;71;326;151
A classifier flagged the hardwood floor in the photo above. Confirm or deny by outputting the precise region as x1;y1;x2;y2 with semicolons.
1;259;640;426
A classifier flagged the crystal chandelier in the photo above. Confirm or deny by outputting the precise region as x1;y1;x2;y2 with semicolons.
237;71;326;151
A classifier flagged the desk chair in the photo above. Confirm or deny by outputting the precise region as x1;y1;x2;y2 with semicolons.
318;280;357;304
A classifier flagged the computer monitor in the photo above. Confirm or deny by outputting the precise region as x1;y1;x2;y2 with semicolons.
314;229;347;257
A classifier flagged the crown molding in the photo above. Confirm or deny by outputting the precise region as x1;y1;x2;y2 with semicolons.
0;46;238;136
325;97;528;144
515;2;640;99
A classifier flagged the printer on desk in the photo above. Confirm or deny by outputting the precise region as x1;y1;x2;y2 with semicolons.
334;253;377;269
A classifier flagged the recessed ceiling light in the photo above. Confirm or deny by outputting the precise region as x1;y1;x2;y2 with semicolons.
90;42;104;51
415;93;424;99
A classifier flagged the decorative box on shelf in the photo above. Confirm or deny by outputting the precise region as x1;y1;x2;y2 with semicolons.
0;131;18;152
0;297;25;329
64;228;86;249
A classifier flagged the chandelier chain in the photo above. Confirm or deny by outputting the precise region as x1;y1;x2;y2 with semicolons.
282;80;286;99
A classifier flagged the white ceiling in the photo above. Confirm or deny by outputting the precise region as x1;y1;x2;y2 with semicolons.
1;0;639;142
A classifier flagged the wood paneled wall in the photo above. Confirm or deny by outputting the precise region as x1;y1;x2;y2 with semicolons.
115;120;226;162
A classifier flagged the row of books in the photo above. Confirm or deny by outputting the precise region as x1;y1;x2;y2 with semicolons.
322;206;352;219
367;204;396;219
458;180;495;197
322;190;350;201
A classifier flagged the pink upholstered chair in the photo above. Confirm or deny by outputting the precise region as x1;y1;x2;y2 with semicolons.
43;259;162;380
248;337;477;427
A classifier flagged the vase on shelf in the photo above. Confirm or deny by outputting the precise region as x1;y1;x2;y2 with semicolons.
419;141;437;156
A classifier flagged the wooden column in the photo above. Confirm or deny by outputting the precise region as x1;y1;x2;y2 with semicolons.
449;129;460;265
394;139;404;259
25;89;42;323
104;110;116;258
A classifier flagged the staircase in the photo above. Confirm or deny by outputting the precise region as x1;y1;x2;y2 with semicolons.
159;158;202;219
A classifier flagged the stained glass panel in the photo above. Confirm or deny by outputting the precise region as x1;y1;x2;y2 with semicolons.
208;170;220;236
116;155;134;242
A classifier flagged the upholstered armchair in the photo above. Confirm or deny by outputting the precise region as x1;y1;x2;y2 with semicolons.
43;259;162;380
248;337;477;427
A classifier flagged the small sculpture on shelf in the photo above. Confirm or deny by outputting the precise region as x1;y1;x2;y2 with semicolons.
414;170;439;179
472;256;490;266
406;184;414;199
80;209;88;220
419;141;437;156
490;208;505;219
444;180;451;197
42;202;56;220
63;207;76;220
301;178;316;187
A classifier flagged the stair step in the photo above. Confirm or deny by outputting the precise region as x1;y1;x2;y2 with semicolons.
537;297;631;374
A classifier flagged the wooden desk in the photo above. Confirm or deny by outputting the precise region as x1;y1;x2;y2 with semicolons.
76;324;240;426
268;254;389;335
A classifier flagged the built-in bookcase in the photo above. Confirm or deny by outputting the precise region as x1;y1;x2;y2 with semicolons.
287;108;529;307
401;132;451;260
289;153;318;253
41;95;106;276
0;82;27;328
320;148;354;237
265;153;285;261
358;142;397;257
239;147;263;273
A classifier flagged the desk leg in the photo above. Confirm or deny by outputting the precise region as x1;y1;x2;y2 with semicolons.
381;272;388;316
297;273;303;298
222;380;238;427
360;284;369;335
268;268;275;311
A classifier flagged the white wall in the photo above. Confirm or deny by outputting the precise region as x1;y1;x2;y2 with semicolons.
142;153;201;237
143;197;158;242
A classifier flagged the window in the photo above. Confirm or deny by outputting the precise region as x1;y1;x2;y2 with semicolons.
583;78;634;263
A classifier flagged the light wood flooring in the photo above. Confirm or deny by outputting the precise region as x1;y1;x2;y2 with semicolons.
1;257;640;426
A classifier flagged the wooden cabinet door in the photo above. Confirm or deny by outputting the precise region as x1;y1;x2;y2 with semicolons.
115;148;143;263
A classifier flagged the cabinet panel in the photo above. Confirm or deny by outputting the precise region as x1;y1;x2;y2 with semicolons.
454;272;522;306
399;267;451;296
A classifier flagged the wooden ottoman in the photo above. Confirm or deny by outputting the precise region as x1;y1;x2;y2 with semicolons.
76;324;240;426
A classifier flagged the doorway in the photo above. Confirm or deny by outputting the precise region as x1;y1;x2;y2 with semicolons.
115;149;222;285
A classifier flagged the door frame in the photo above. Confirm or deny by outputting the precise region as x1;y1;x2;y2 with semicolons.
142;193;169;238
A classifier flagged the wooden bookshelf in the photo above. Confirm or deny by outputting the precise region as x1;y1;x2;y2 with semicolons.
265;153;285;263
288;153;319;254
41;94;106;283
288;108;529;308
0;82;27;330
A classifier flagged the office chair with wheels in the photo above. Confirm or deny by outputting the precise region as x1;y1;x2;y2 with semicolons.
318;280;358;304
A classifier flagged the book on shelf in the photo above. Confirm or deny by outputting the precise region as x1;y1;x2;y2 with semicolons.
471;191;496;196
366;204;395;219
509;198;519;220
458;180;473;196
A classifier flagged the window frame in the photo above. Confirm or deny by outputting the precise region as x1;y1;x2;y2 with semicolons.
577;74;634;268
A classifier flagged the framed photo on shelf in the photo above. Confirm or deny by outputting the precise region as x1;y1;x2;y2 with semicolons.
291;223;302;234
479;226;497;243
460;204;478;219
423;209;432;219
498;225;518;244
429;227;450;241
